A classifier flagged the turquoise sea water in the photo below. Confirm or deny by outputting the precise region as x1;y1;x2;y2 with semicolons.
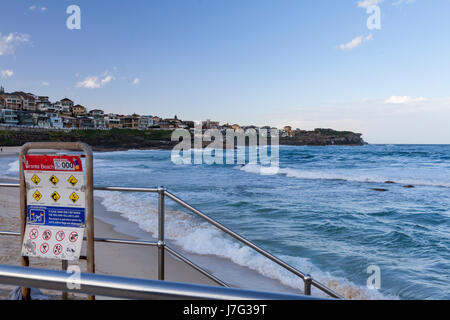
2;144;449;299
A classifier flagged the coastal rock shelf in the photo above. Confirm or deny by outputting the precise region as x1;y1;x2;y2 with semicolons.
0;127;365;151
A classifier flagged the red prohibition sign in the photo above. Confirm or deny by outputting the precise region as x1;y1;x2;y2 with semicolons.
53;244;63;256
42;229;52;241
40;242;49;254
29;228;39;240
69;231;79;243
56;230;65;242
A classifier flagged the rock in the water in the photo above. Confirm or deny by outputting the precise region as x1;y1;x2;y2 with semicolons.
384;181;395;184
403;185;415;188
372;188;388;192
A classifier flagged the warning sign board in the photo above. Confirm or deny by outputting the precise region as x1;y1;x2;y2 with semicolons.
21;155;86;261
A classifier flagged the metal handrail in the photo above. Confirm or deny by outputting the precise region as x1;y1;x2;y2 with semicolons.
0;264;321;300
164;190;344;299
0;231;227;288
0;182;343;299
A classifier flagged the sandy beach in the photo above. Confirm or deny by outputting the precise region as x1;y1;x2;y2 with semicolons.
0;182;223;299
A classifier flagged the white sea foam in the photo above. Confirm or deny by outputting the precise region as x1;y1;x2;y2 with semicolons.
7;160;19;173
239;164;450;188
95;190;390;300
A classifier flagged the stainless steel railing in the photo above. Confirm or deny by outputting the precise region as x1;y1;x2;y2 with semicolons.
0;182;344;299
0;264;322;300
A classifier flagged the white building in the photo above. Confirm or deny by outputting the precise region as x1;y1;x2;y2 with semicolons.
46;113;64;129
0;109;19;125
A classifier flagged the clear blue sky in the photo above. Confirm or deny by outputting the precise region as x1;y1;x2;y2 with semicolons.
1;0;449;143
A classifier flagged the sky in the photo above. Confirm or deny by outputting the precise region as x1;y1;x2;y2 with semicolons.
0;0;449;143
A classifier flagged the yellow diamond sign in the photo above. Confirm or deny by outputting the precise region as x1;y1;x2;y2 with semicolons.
31;174;40;185
69;192;79;204
33;190;42;202
68;175;78;186
49;175;59;186
51;191;60;202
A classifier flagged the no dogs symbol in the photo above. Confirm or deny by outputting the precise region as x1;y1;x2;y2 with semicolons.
29;228;39;240
42;229;52;241
40;243;49;254
69;231;79;243
53;244;63;256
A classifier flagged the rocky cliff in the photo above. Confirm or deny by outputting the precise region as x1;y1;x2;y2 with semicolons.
0;127;366;150
280;129;366;146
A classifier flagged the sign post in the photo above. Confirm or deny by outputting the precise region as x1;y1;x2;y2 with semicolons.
19;142;95;300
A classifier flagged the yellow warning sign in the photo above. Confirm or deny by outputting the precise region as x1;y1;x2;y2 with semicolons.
69;192;79;204
68;175;78;186
31;174;41;185
51;191;60;202
33;190;42;202
49;175;59;186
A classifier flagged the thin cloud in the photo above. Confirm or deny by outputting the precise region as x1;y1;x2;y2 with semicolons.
385;96;426;104
0;32;31;56
76;74;115;89
338;34;373;51
133;78;140;85
28;5;37;11
1;69;14;78
42;81;49;86
392;0;415;6
357;0;384;8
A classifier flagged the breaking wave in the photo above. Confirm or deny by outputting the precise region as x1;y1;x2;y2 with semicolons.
239;164;450;188
96;190;391;300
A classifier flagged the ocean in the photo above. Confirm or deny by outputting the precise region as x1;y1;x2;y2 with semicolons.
2;144;449;299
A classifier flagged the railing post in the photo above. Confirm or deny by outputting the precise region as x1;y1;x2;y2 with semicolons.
61;260;68;300
304;274;312;296
157;187;165;281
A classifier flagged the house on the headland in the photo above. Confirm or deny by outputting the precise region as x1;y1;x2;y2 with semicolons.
34;113;50;128
71;104;87;117
105;113;121;129
51;101;71;115
46;112;64;129
14;92;37;111
164;115;183;127
36;96;51;112
93;117;106;129
76;116;95;129
88;109;106;128
282;126;294;137
202;119;220;129
89;109;104;118
138;115;154;130
0;109;19;125
120;114;140;129
151;116;162;125
158;120;176;129
1;93;22;110
60;98;74;109
17;111;35;126
61;115;77;129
